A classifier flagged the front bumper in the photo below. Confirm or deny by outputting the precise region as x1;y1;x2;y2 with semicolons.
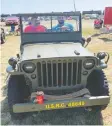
13;96;110;113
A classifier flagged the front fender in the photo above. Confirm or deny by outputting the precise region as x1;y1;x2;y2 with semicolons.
98;60;108;69
6;65;23;75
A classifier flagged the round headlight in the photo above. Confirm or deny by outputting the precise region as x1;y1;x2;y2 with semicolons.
23;62;36;73
83;59;95;70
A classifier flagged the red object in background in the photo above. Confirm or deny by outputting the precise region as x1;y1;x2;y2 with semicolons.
36;95;44;104
104;7;112;25
36;25;46;32
94;19;100;25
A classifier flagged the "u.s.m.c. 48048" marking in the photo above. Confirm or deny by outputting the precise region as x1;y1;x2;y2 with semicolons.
45;101;85;109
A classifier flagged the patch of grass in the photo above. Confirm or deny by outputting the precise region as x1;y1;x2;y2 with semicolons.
110;52;112;56
82;28;98;37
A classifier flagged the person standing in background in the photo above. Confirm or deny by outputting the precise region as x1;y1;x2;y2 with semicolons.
10;23;15;34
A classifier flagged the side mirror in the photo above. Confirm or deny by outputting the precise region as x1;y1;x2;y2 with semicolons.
84;37;92;47
86;37;91;43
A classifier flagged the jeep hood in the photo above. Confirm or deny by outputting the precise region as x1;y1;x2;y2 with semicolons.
21;43;94;61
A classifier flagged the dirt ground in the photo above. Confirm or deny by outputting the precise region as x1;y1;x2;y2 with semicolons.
1;20;112;125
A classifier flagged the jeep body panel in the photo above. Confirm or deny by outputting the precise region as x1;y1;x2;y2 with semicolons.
21;43;94;61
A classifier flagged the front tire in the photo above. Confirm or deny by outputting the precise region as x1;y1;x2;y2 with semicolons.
7;75;30;119
86;69;109;111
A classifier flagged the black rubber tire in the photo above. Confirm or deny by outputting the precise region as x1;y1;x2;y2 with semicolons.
7;75;30;119
86;69;109;111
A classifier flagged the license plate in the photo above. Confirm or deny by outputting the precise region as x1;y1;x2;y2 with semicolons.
45;101;85;109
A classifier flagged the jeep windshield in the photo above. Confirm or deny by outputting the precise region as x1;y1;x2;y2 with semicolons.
18;12;82;45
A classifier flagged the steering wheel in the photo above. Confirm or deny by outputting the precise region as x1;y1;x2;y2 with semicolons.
61;26;71;31
57;26;71;32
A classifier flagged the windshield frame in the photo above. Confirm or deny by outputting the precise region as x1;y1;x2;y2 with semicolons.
15;12;82;45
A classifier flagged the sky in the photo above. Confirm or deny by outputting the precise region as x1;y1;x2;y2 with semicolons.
1;0;112;14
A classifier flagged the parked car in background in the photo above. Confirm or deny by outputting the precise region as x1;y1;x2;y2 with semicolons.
84;16;90;20
67;16;72;20
90;14;99;19
5;16;19;26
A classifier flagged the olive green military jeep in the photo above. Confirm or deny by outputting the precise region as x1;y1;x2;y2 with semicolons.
6;12;110;119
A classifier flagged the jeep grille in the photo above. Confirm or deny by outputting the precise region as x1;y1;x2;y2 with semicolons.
37;59;82;89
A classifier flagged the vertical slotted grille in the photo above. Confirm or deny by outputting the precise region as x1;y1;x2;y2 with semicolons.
77;60;82;84
37;59;82;88
47;61;52;87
